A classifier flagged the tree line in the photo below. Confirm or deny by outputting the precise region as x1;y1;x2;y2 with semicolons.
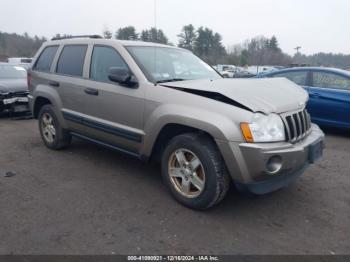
0;32;46;59
1;27;350;69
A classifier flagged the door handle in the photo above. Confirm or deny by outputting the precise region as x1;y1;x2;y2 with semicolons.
49;81;60;87
84;88;99;96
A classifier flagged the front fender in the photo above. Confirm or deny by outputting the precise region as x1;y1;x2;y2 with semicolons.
141;104;243;157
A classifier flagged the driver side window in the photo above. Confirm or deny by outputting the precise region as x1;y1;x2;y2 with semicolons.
272;71;307;86
90;46;128;83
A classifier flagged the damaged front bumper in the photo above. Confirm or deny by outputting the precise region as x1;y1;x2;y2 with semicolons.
217;124;325;194
0;91;30;113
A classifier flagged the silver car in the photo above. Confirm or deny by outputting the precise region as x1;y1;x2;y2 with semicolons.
0;64;29;113
28;36;324;210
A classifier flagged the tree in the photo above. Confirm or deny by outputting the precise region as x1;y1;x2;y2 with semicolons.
267;36;280;52
178;24;197;51
102;28;113;39
140;28;168;44
0;31;46;58
140;30;150;42
194;27;226;64
115;26;138;40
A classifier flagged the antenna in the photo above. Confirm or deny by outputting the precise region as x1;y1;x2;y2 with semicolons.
154;0;158;84
154;0;157;31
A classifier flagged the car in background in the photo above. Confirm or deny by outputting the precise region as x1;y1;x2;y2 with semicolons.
213;64;236;72
214;65;256;78
0;64;29;113
258;67;350;129
6;57;33;70
233;67;257;78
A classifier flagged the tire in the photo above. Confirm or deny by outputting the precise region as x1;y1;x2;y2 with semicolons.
161;133;230;210
38;104;71;150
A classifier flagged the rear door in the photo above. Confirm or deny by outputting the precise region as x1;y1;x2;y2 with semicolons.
51;44;90;134
72;44;145;154
309;70;350;127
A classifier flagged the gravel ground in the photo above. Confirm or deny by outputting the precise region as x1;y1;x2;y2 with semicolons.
0;115;349;255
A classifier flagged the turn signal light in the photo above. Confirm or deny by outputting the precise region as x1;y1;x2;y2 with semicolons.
240;123;254;143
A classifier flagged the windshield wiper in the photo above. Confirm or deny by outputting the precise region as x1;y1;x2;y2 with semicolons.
156;78;186;84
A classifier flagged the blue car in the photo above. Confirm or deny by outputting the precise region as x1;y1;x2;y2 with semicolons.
258;67;350;129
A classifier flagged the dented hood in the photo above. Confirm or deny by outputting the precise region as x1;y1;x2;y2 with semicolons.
162;78;308;114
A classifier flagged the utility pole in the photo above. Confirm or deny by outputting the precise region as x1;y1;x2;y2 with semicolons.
294;46;301;54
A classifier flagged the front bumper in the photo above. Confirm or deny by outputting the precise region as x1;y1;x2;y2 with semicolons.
216;124;325;194
0;92;30;113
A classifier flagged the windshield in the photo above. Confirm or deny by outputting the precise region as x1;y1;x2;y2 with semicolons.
126;46;221;83
0;65;27;79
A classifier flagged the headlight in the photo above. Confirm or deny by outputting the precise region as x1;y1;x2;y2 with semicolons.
240;113;286;143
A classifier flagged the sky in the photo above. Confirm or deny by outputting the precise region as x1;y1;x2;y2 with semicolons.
1;0;350;55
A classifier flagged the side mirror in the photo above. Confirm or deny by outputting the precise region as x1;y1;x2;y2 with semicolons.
108;67;137;87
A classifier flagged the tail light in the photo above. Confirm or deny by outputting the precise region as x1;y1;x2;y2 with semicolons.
27;72;32;90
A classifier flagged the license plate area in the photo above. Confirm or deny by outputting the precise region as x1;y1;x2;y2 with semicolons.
3;97;28;105
308;140;323;163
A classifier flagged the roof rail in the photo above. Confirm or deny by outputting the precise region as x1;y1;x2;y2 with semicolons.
51;35;103;41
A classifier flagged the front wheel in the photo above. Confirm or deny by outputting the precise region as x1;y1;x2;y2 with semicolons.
38;104;71;150
161;133;230;210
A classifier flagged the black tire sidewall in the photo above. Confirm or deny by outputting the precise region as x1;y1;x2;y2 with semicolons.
161;134;223;210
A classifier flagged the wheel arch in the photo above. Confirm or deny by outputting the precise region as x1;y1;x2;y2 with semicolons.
33;96;52;118
32;85;67;128
146;123;218;163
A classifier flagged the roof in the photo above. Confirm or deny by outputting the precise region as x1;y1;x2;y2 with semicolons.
259;66;350;77
46;37;181;50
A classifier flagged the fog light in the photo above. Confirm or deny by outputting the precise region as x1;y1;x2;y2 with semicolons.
265;155;283;175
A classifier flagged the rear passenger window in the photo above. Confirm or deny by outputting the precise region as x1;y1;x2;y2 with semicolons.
90;46;128;83
272;71;307;86
33;46;58;72
56;45;87;77
312;72;350;90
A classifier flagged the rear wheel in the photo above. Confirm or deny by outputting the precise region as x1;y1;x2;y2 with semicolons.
38;104;71;150
161;133;230;210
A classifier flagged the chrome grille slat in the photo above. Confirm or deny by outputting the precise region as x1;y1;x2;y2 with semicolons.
290;116;297;142
282;109;311;143
296;112;303;138
282;117;291;141
299;111;306;135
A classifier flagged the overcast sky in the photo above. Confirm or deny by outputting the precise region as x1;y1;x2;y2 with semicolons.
1;0;349;55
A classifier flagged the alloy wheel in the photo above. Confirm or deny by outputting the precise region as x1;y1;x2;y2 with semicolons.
168;148;206;198
41;112;56;143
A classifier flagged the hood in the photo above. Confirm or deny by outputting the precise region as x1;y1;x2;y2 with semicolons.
0;78;28;94
161;78;308;114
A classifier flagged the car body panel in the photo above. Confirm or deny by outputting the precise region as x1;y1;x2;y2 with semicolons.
258;67;350;129
159;77;308;114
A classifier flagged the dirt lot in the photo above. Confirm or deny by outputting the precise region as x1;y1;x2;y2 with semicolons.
0;115;349;255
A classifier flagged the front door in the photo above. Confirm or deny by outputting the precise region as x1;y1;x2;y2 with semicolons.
308;71;350;128
73;45;145;154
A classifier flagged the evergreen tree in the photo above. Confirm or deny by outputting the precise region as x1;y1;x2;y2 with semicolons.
178;24;197;51
115;26;138;40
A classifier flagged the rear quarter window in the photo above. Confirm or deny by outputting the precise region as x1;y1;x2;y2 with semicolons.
56;45;88;77
33;46;59;72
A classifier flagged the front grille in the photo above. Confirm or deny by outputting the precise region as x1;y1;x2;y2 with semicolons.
282;109;311;143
